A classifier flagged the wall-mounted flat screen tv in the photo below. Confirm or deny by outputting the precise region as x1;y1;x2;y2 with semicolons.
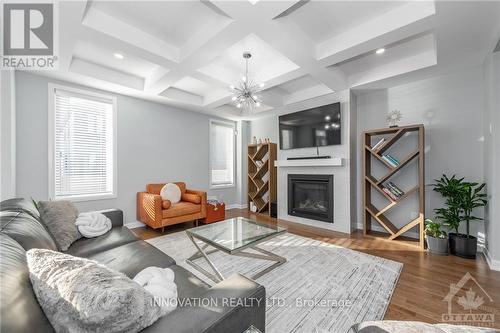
279;102;341;150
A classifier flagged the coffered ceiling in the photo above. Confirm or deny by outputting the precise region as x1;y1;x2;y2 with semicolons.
32;0;500;119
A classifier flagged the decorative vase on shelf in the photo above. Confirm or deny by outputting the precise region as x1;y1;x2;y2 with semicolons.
387;110;402;128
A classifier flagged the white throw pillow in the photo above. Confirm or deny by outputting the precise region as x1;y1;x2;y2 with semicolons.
160;183;181;204
26;249;166;333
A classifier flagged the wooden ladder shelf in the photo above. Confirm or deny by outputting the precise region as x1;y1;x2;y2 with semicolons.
248;142;277;215
362;124;425;250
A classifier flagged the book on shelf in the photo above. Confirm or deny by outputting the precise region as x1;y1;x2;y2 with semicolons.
381;155;398;167
381;154;400;167
382;188;400;201
385;154;400;165
386;182;405;197
372;138;386;151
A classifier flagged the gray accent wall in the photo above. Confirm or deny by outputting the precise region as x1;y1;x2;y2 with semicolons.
14;72;240;225
356;66;486;240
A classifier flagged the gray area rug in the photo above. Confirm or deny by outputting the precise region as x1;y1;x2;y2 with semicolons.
147;232;402;333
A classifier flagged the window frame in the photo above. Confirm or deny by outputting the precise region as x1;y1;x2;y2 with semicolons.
209;118;236;189
48;83;118;202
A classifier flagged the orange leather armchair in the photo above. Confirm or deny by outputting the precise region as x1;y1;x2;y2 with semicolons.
137;182;207;230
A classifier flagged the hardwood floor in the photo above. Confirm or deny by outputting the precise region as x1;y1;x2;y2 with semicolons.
131;209;500;328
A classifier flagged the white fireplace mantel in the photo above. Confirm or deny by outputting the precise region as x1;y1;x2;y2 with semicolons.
274;158;343;168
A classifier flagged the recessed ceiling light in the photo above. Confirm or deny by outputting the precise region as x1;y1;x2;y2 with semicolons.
113;53;124;60
376;48;385;55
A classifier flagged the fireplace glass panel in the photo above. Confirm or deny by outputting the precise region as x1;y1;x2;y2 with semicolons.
288;174;333;223
292;182;329;214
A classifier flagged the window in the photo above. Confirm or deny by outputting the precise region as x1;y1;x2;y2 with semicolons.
48;84;117;201
209;119;235;188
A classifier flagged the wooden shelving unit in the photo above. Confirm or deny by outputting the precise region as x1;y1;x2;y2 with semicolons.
248;142;277;215
363;124;425;250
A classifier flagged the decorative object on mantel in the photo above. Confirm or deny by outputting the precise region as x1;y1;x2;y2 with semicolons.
386;109;402;127
363;124;425;250
252;136;257;144
248;142;277;215
230;52;265;113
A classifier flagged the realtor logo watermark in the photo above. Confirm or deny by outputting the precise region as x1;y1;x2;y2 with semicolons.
442;272;497;327
1;2;58;69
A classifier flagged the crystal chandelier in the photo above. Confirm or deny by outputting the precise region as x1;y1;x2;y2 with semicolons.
230;52;264;111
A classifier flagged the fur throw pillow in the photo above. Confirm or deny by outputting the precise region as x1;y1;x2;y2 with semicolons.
27;249;166;333
37;200;80;251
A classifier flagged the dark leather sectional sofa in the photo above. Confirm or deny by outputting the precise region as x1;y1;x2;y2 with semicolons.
0;198;266;333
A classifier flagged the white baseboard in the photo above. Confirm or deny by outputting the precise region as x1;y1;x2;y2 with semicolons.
225;204;247;210
125;221;145;229
483;246;500;271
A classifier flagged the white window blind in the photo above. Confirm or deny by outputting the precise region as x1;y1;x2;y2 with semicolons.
51;87;115;200
210;120;235;187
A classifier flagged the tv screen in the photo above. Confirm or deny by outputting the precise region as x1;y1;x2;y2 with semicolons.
279;102;341;150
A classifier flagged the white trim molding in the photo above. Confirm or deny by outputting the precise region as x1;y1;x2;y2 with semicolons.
483;246;500;271
225;203;247;210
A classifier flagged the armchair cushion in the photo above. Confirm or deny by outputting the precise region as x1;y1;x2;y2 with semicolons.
163;202;200;218
147;182;186;195
181;193;201;204
160;183;181;204
162;200;172;209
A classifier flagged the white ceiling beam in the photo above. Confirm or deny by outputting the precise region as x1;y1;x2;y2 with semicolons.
160;87;203;106
70;58;144;90
316;1;436;66
59;1;87;71
253;17;347;91
82;6;180;63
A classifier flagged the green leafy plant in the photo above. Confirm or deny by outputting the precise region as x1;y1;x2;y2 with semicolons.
432;175;464;234
460;182;487;239
432;174;488;238
424;218;447;239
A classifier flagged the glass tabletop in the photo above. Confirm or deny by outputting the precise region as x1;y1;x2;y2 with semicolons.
186;217;286;253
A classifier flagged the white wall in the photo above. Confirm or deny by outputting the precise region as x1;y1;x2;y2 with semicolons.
249;115;279;145
483;51;500;269
356;66;486;239
14;72;242;225
0;70;16;200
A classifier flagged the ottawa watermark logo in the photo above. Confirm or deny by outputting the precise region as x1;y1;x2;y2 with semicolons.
442;272;497;327
1;2;58;69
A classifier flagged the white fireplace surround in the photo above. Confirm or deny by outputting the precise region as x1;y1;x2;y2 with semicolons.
274;91;357;235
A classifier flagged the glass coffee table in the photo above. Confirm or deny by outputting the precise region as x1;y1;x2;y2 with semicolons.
186;217;287;283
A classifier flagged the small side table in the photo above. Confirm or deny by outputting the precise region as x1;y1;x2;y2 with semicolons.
201;202;225;224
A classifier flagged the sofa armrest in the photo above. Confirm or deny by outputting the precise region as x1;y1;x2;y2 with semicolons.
186;189;207;218
142;274;266;333
137;192;163;228
97;209;124;227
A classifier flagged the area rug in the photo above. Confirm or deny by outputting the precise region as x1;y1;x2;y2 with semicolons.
146;232;402;333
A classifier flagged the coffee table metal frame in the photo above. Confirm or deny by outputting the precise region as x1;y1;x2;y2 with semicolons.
185;224;286;283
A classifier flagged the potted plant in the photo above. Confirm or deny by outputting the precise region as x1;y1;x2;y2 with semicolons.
425;219;448;256
424;219;448;255
452;181;488;258
432;175;488;259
